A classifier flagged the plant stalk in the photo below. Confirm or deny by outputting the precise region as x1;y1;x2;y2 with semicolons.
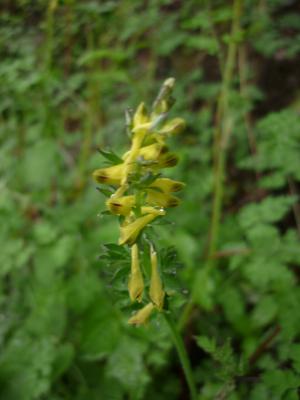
163;313;197;400
179;0;243;330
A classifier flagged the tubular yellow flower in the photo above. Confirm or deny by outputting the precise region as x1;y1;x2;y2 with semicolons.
141;206;166;215
146;190;180;208
150;178;185;193
133;102;149;129
149;246;165;310
159;117;186;136
128;244;144;302
122;143;168;163
157;152;179;168
92;163;125;185
106;195;135;216
128;303;154;326
138;143;168;161
119;212;163;246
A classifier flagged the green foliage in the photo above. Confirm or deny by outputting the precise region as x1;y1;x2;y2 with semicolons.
1;0;300;399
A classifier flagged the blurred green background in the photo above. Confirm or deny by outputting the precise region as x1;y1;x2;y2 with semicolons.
1;0;300;399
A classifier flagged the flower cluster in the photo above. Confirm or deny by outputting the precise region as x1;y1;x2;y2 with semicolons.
93;78;185;325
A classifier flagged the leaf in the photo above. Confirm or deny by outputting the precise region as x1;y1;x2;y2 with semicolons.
262;370;299;398
239;195;297;229
106;337;150;398
79;299;121;361
196;336;216;354
252;295;278;328
97;148;123;165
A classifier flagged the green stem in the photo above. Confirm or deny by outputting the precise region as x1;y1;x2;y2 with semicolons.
163;313;197;400
208;0;242;262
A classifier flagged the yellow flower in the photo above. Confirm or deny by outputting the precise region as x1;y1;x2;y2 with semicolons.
146;189;180;208
122;104;151;182
150;178;185;193
139;143;168;161
157;152;179;168
141;206;166;215
122;143;168;163
128;303;154;325
92;163;125;185
149;246;165;310
159;117;186;136
128;244;144;302
119;212;163;246
133;102;149;129
106;195;135;216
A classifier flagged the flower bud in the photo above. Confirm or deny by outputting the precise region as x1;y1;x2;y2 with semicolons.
149;246;164;310
159;118;186;136
119;212;162;246
133;102;149;129
128;303;154;325
128;244;144;302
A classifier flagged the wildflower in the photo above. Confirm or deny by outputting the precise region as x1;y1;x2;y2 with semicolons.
93;78;185;323
128;244;144;302
149;246;165;310
119;212;164;246
122;143;168;162
106;195;135;216
139;143;168;161
93;163;125;185
150;178;185;193
146;189;180;208
133;102;149;129
141;206;166;215
159;118;186;136
128;303;154;326
157;152;179;168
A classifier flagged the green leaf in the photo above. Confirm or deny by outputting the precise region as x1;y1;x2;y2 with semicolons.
196;336;216;354
106;337;150;398
97;148;123;165
79;300;121;361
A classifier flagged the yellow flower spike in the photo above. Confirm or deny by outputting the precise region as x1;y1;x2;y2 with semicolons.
146;190;180;208
128;244;144;302
106;195;135;216
149;246;165;310
159;118;186;136
150;178;185;193
92;163;125;185
119;212;163;246
128;303;155;326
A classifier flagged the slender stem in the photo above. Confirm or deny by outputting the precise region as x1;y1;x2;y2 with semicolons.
208;0;242;262
178;0;243;330
163;313;197;400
